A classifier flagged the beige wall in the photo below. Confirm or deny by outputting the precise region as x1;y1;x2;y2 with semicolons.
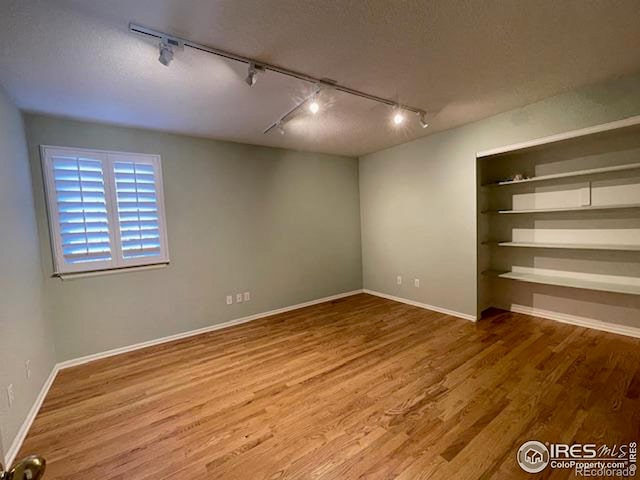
0;88;56;460
24;115;362;361
359;72;640;320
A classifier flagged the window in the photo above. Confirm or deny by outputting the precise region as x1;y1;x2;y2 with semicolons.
41;146;170;275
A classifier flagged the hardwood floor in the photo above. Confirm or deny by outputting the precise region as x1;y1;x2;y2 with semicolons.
18;293;640;479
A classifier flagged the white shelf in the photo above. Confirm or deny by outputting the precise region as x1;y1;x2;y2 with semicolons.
476;115;640;158
491;242;640;251
484;162;640;187
486;270;640;296
484;203;640;214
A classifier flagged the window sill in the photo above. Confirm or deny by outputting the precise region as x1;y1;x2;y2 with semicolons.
55;262;169;281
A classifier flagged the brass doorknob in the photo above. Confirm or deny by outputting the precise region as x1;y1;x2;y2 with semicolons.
0;455;46;480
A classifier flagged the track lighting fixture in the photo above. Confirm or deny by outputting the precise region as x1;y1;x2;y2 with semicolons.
309;99;320;114
246;63;259;86
417;111;429;129
393;110;405;125
158;39;174;67
131;24;429;132
308;85;322;114
264;87;321;134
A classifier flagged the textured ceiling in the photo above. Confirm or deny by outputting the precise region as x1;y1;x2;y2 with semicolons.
1;0;640;157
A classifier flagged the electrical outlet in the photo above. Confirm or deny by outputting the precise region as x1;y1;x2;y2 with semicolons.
414;279;420;288
396;275;402;285
7;384;14;408
243;291;250;301
236;293;243;303
25;360;32;380
226;295;233;305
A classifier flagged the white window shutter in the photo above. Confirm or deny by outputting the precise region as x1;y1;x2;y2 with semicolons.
42;147;169;275
110;153;169;267
43;148;116;273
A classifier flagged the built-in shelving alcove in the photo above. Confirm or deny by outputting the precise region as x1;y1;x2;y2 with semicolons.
477;116;640;334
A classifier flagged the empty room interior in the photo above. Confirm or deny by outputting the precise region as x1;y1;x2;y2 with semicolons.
2;1;640;478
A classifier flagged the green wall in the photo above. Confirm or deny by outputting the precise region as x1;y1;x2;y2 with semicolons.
12;69;640;413
0;88;56;460
359;72;640;319
24;115;362;361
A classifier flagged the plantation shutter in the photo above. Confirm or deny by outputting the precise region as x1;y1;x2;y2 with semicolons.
111;154;166;264
46;150;115;272
42;147;169;275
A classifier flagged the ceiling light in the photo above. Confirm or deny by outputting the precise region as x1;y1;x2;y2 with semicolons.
277;123;285;135
418;112;429;129
158;39;174;67
393;111;405;125
132;24;430;132
246;63;259;86
308;86;321;114
309;100;320;114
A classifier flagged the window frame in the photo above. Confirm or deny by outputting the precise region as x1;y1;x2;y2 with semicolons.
41;145;170;276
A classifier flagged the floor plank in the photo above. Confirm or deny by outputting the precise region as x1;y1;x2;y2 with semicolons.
17;294;640;479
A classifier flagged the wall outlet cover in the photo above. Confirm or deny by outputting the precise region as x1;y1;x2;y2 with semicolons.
236;293;243;303
243;291;250;301
226;295;233;305
396;275;402;285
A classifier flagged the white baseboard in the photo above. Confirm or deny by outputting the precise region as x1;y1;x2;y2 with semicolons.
500;303;640;339
58;289;364;370
4;366;59;467
363;289;477;322
5;289;363;467
14;291;635;468
58;290;362;369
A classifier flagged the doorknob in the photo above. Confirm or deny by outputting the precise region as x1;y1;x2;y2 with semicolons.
0;455;46;480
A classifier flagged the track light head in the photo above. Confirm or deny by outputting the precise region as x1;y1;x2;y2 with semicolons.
277;123;285;135
417;111;429;129
308;86;321;114
158;39;174;66
245;63;264;87
246;63;257;86
392;109;405;125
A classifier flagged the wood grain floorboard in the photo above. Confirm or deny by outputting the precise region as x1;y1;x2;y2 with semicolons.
17;294;640;479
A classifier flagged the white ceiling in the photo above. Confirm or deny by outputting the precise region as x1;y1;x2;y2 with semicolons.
1;0;640;157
